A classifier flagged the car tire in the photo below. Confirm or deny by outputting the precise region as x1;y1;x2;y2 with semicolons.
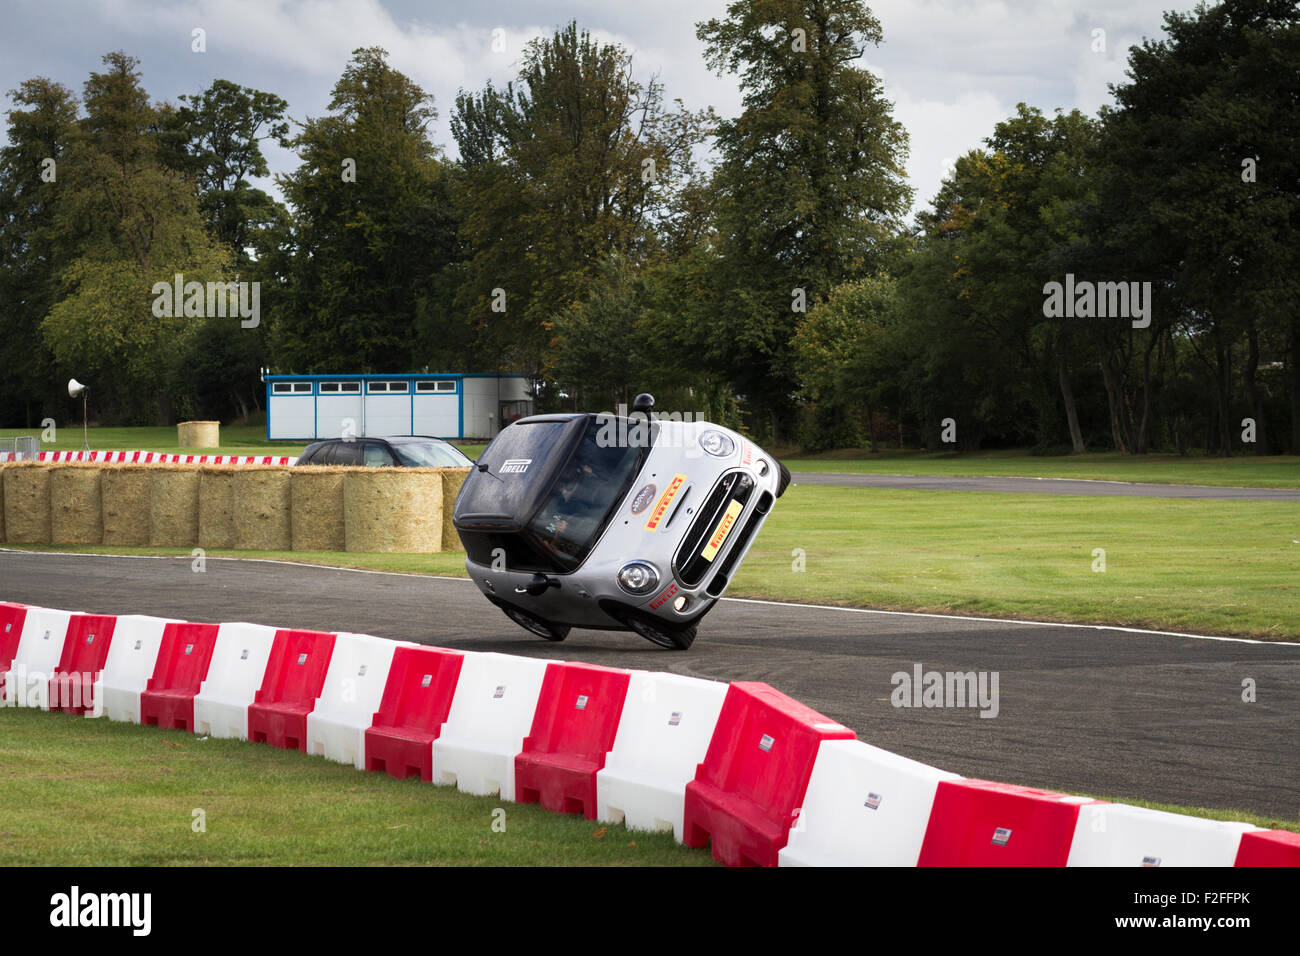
624;613;696;651
776;460;792;498
501;605;570;642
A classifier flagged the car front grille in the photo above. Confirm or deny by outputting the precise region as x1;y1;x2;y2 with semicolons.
673;471;755;587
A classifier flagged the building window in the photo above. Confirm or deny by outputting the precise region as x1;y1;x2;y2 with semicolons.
272;382;311;395
416;380;456;393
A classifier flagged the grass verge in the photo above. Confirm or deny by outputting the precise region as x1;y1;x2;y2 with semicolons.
7;484;1297;640
0;708;711;866
783;448;1300;488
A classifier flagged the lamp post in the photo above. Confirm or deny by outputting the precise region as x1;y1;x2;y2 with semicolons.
67;379;89;452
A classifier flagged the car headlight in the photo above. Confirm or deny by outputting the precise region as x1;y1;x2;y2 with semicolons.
616;561;660;595
699;429;735;457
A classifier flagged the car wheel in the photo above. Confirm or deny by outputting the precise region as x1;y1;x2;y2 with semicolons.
776;460;792;498
625;613;696;651
501;605;570;642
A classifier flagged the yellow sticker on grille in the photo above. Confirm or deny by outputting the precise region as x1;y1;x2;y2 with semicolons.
701;500;744;562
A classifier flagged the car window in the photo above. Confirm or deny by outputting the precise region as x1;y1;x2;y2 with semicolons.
363;443;394;467
391;440;474;468
331;441;363;466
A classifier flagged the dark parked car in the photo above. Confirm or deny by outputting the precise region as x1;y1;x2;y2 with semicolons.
296;436;474;468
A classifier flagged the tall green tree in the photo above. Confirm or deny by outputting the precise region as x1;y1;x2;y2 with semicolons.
159;78;290;265
271;47;460;373
0;78;79;425
451;21;714;378
40;52;231;424
1094;0;1300;454
698;0;912;440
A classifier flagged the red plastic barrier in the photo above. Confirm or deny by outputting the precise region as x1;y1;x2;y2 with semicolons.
140;622;222;731
918;779;1101;866
246;629;336;751
682;681;854;866
514;662;631;819
364;646;465;781
1234;829;1300;867
0;603;28;698
49;614;118;715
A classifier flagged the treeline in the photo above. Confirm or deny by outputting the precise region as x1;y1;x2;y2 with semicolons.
1;0;1297;454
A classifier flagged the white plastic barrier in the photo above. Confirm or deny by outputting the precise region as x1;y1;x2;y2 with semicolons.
1068;803;1258;867
778;738;963;867
192;622;277;740
595;672;728;840
432;652;550;800
2;606;79;709
306;632;406;769
94;615;179;724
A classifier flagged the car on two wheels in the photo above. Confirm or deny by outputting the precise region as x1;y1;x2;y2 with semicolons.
453;396;788;650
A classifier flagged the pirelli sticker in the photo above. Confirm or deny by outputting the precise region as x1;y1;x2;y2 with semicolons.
701;500;744;562
644;474;687;531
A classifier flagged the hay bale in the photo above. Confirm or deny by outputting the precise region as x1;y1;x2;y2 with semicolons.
290;467;346;551
101;465;153;545
343;467;443;553
2;462;52;543
178;420;220;448
50;464;103;545
440;467;471;552
231;467;292;551
198;466;239;549
150;466;200;546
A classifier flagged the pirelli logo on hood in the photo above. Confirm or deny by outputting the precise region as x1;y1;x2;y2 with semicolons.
644;474;687;531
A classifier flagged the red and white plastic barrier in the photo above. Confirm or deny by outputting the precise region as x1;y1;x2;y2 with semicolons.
431;652;550;800
0;451;297;465
779;739;963;867
514;661;631;819
596;672;728;841
193;622;278;740
307;632;409;769
96;614;180;723
1;600;1295;868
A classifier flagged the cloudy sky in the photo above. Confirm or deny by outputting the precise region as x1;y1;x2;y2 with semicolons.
0;0;1205;220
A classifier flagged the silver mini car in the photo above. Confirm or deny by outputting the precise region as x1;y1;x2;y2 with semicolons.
453;395;789;650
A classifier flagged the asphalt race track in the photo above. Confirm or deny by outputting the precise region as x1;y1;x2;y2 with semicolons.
2;549;1297;820
790;472;1300;499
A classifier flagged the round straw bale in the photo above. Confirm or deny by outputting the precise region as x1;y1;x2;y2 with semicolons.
178;420;220;448
440;467;471;552
3;462;52;543
50;463;103;545
198;466;239;549
343;467;443;553
290;467;346;551
231;467;292;551
150;465;200;546
101;464;153;545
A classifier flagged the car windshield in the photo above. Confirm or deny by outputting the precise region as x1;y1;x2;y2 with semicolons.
522;418;649;571
391;440;474;468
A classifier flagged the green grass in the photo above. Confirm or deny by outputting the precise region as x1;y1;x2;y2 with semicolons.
730;486;1300;640
7;482;1299;640
0;708;712;866
784;448;1300;488
0;700;1291;868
